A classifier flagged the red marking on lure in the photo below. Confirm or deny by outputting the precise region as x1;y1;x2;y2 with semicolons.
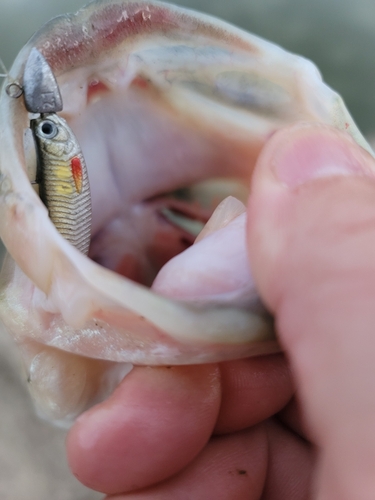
71;156;83;193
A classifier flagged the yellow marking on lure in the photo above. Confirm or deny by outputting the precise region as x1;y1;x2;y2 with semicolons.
54;162;75;195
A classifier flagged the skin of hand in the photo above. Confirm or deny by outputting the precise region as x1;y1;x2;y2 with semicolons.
67;122;375;500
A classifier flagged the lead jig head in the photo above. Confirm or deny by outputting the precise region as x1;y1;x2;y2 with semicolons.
23;48;63;114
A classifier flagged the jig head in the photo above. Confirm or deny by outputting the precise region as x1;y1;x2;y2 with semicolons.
22;49;92;255
23;48;63;114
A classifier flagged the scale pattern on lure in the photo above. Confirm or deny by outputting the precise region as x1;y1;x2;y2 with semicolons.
23;48;92;254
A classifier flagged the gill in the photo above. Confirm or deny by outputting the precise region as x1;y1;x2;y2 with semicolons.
3;49;92;255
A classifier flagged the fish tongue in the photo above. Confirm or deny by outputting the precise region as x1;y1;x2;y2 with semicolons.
152;196;259;307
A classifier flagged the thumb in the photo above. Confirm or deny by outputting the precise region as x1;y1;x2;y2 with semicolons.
248;122;375;500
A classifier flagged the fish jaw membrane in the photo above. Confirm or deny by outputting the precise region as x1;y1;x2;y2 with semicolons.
0;0;370;423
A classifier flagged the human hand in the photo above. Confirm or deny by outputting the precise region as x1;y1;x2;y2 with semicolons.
67;122;375;499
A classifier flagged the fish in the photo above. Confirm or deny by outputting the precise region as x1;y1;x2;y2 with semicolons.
0;0;371;425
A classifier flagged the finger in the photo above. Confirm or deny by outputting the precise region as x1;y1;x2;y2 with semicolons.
106;420;312;500
67;364;220;495
215;354;294;434
248;122;375;498
106;424;269;500
261;419;313;500
152;210;257;307
277;395;308;440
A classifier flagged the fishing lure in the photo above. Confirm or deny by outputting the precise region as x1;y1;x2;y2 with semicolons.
22;48;92;254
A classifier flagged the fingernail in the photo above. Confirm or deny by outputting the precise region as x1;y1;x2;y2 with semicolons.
273;127;371;188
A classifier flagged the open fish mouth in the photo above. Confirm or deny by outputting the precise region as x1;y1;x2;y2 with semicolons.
0;0;371;424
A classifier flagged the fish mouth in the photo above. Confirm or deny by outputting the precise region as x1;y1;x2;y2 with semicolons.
0;0;369;367
69;80;254;294
41;2;289;310
55;52;271;326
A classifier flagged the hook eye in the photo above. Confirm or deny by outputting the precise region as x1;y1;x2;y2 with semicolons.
38;119;58;139
5;82;23;99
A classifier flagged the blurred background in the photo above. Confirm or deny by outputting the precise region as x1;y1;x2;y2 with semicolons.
1;0;375;498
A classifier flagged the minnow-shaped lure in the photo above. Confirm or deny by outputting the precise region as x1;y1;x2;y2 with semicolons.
23;48;92;254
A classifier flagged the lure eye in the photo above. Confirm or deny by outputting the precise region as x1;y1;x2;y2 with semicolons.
38;120;58;139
